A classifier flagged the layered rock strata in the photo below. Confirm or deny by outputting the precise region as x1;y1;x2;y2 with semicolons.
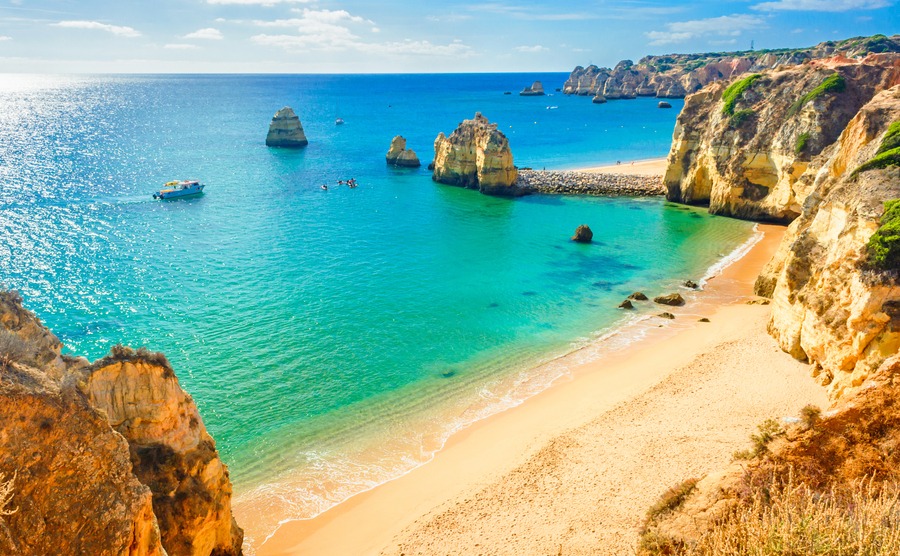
432;113;519;196
265;107;308;148
516;169;663;196
0;291;243;555
385;136;421;167
564;34;899;100
520;81;545;96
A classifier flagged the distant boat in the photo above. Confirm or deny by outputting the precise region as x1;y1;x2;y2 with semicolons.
335;118;345;125
153;180;204;200
546;106;558;110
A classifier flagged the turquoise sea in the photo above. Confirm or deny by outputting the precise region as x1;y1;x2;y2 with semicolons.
0;73;754;547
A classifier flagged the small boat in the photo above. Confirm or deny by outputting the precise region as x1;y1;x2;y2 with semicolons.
335;118;345;125
153;179;205;200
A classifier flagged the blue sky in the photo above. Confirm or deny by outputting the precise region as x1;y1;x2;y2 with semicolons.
0;0;897;73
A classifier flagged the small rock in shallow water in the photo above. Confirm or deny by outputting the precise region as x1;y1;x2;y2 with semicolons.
618;299;634;310
684;280;699;289
628;292;648;301
654;293;685;306
572;225;593;243
657;312;675;319
698;317;711;322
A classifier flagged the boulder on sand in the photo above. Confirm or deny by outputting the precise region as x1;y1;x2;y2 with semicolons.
654;293;685;306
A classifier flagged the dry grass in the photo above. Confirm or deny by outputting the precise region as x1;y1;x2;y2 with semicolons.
687;477;900;555
0;472;17;517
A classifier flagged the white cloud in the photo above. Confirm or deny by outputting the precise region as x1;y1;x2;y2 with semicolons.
0;36;10;41
51;20;141;38
426;14;473;23
251;9;375;50
645;14;764;45
164;43;199;49
752;0;891;11
516;45;548;53
184;28;223;40
208;0;313;5
466;3;596;20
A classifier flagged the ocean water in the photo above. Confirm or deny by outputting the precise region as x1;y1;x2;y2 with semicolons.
0;73;754;547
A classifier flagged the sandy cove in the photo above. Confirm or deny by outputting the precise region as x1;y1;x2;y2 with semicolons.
258;223;828;556
579;157;669;176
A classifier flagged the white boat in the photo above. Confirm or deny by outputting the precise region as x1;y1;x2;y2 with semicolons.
335;118;345;125
153;180;205;200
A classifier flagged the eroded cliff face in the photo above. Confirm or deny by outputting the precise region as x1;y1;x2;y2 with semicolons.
432;112;519;196
756;86;900;399
564;34;899;100
265;106;308;148
0;292;243;555
665;54;900;223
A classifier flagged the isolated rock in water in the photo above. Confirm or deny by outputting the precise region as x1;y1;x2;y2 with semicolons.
658;312;676;319
520;80;545;96
432;112;519;196
654;293;686;306
592;94;607;104
266;106;308;148
628;292;648;301
684;280;699;289
572;225;593;243
619;299;634;310
658;101;672;108
386;135;421;167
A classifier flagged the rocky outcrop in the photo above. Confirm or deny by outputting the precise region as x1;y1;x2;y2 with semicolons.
520;81;545;96
664;54;900;223
564;34;899;100
432;113;519;196
265;107;308;148
654;293;685;306
385;136;421;167
755;86;900;398
571;225;593;243
0;293;243;555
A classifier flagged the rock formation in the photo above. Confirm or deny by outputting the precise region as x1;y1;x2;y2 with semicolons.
658;101;672;109
654;293;685;306
571;225;593;243
628;292;649;301
265;107;308;148
385;136;421;167
592;94;607;104
618;299;634;310
432;113;520;196
564;34;899;100
0;291;243;555
519;81;545;96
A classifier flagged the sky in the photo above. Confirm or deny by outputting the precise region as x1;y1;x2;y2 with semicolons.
0;0;897;73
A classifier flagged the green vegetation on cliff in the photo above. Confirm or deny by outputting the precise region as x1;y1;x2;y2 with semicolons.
795;132;811;154
721;74;761;116
787;73;846;117
865;199;900;271
853;121;900;178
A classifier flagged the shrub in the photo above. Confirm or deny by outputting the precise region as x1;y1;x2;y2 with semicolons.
729;109;755;128
852;121;900;178
735;418;784;460
800;404;822;430
865;200;900;271
787;73;846;117
0;330;30;370
877;121;900;154
795;132;810;155
645;478;699;524
721;74;761;115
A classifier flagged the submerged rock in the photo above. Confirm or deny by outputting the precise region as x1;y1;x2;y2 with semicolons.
628;292;649;301
432;112;519;196
520;81;545;96
654;293;686;306
265;106;308;148
386;136;421;167
572;225;594;243
684;280;699;289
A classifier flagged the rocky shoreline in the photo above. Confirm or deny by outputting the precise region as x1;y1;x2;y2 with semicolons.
516;169;664;196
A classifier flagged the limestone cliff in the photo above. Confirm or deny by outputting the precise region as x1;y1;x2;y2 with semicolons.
0;292;243;555
564;34;899;100
664;54;900;223
432;113;519;196
265;107;308;148
385;135;421;167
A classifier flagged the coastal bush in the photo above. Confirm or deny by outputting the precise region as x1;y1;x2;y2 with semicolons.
92;343;174;375
728;109;755;128
734;418;784;460
0;471;16;516
787;73;846;117
645;478;699;524
0;330;30;370
852;122;900;178
877;121;900;154
721;74;761;116
795;132;810;155
864;200;900;271
800;404;822;430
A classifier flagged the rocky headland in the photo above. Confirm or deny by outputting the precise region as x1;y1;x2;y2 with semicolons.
431;112;519;196
0;291;243;555
385;135;421;167
564;34;899;100
265;107;308;148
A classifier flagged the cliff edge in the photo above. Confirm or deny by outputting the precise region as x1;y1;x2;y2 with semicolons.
0;291;243;555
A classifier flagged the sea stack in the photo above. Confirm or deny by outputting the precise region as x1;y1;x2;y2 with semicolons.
385;136;421;167
592;94;607;104
265;106;308;148
432;112;520;196
571;225;593;243
520;81;545;96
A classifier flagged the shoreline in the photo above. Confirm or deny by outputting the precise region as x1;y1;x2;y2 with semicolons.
258;223;816;555
577;156;668;176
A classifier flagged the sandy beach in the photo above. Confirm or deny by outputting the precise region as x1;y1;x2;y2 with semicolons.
579;157;669;176
258;224;828;555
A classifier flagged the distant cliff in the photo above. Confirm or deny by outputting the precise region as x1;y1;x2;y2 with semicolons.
662;51;900;398
564;34;900;100
0;291;243;555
